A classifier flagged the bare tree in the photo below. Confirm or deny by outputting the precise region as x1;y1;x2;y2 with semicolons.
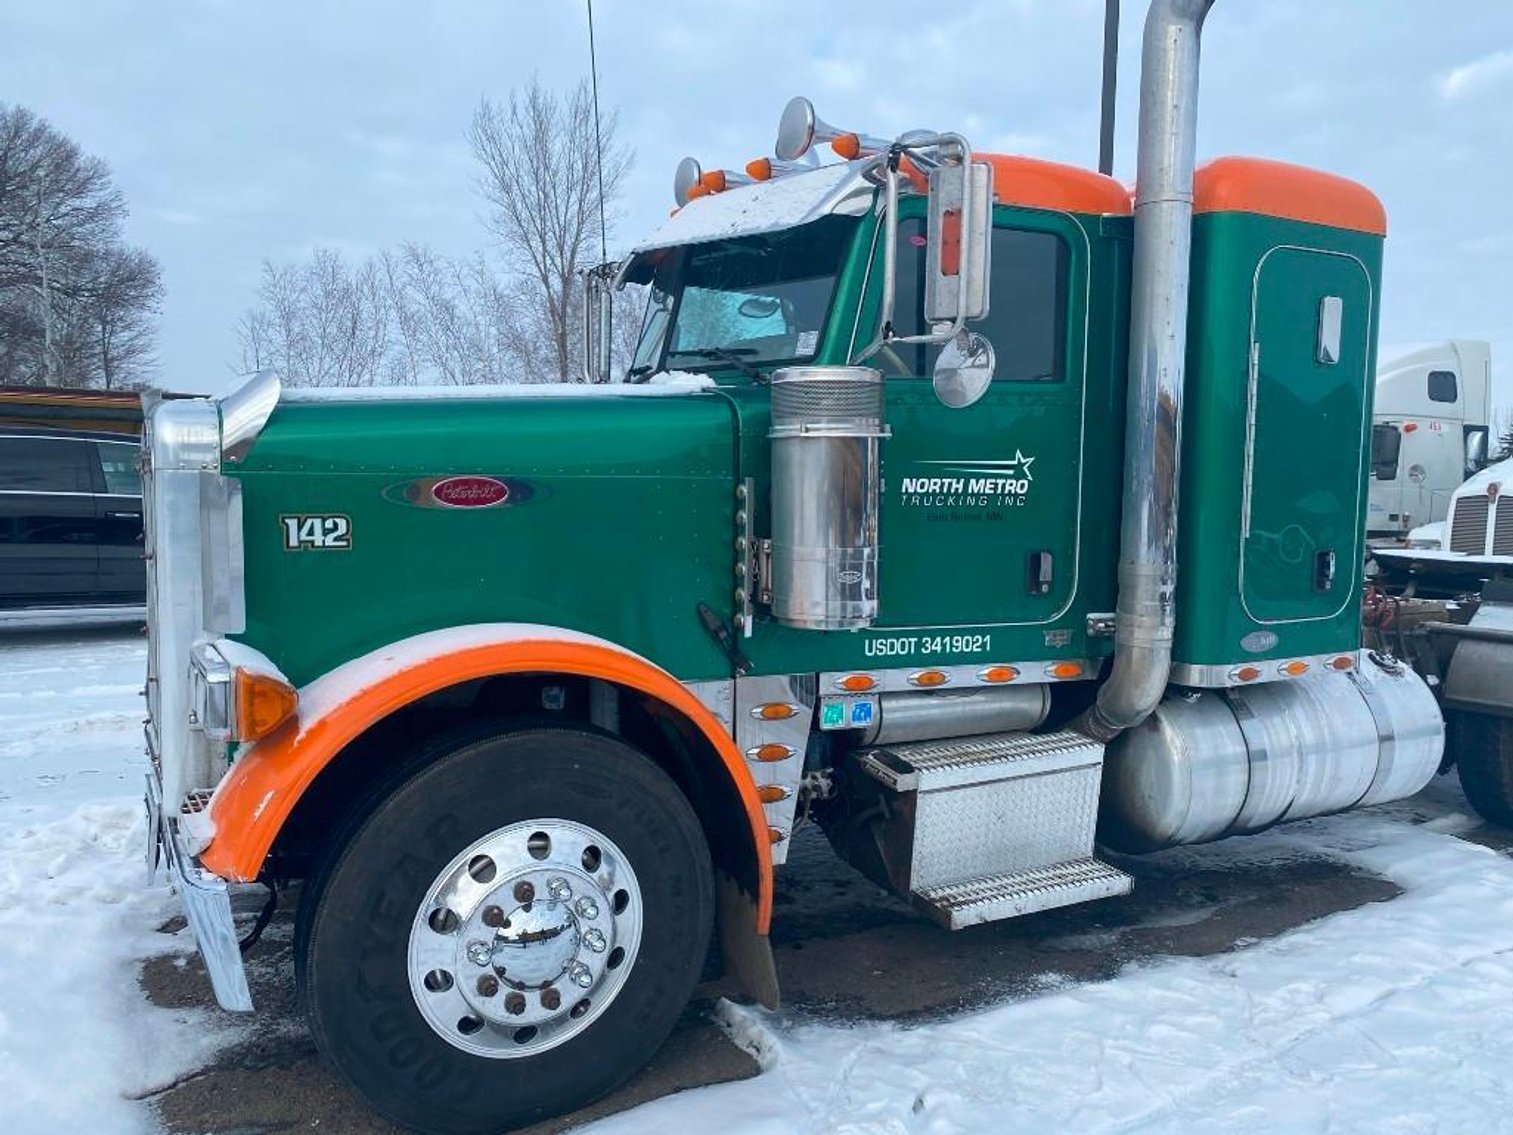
0;102;160;387
1494;405;1513;461
239;249;390;387
468;79;631;383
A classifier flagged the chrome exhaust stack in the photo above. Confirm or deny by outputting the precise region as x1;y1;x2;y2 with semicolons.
1077;0;1215;742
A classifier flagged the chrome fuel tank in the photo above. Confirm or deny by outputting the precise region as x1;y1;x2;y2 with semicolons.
1100;653;1443;852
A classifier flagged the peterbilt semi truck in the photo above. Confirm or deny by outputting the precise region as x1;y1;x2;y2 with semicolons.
142;3;1513;1132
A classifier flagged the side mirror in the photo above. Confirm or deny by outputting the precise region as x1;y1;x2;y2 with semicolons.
924;158;992;326
933;332;995;408
1465;425;1490;475
581;261;618;383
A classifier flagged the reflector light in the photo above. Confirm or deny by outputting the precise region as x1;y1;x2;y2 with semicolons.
835;673;877;692
749;742;796;762
1229;665;1262;683
1279;660;1311;677
757;784;790;803
908;670;949;688
1046;661;1085;680
1329;655;1355;671
751;703;799;721
977;665;1020;684
767;827;787;844
1403;422;1418;433
235;669;298;742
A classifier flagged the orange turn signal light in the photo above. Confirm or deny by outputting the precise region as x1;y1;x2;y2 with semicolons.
1279;660;1311;678
234;669;298;742
977;665;1020;684
909;669;950;688
1046;661;1085;680
757;784;790;804
751;703;799;721
836;673;877;693
748;742;796;763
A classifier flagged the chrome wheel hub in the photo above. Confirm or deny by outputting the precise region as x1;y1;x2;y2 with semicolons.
407;819;642;1058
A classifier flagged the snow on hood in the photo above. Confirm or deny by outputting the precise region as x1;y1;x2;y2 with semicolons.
278;375;714;404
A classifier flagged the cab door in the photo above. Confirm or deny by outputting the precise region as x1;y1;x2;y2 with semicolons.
865;206;1089;629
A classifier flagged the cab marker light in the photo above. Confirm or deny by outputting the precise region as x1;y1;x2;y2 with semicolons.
977;665;1020;684
748;742;796;763
1279;660;1311;678
768;827;787;844
835;673;877;693
751;703;800;721
1046;661;1085;680
908;669;950;688
1229;665;1262;683
757;784;791;803
1329;655;1355;671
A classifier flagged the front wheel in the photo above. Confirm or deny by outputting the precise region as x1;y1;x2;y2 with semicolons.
297;725;714;1135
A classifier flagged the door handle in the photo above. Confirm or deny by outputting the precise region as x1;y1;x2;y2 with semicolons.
106;511;140;519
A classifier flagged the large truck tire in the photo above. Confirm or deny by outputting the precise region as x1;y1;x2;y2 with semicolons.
1454;713;1513;829
294;724;714;1135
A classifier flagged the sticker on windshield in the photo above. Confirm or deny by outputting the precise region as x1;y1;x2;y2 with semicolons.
796;329;819;356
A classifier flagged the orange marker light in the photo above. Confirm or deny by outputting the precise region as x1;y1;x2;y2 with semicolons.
699;170;728;193
685;185;710;200
1279;660;1311;678
749;743;796;763
1046;661;1085;680
830;133;862;160
746;157;774;181
757;784;790;804
909;669;950;688
768;827;787;844
978;665;1020;684
1229;665;1262;683
1329;655;1355;671
836;674;877;693
751;703;799;721
235;669;298;742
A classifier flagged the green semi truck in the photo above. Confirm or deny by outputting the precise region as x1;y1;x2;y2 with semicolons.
142;2;1513;1131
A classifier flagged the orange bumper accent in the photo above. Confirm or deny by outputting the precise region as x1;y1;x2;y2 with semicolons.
199;635;774;931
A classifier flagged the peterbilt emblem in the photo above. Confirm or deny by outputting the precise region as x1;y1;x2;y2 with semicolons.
837;569;864;585
432;476;509;508
384;476;538;510
1241;630;1278;653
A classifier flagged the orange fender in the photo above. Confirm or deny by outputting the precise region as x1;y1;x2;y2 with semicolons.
200;624;772;931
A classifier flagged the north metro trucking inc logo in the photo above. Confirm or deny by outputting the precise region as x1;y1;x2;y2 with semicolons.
898;451;1036;514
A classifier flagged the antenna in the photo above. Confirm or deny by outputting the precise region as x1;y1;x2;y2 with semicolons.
586;0;608;264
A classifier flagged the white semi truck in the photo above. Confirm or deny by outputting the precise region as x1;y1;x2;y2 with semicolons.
1368;339;1493;541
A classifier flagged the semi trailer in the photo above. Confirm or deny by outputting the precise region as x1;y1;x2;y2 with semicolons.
142;2;1513;1132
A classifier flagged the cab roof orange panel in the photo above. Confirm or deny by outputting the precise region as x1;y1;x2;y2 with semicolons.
980;154;1132;217
1193;156;1386;236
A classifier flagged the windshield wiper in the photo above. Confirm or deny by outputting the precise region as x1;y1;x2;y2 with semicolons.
627;364;654;384
668;347;764;382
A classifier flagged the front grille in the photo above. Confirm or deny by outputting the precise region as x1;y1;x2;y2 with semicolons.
1449;496;1490;554
1495;498;1513;556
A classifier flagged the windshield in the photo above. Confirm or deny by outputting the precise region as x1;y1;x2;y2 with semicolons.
628;215;857;377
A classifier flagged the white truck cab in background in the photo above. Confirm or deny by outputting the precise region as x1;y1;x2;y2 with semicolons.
1368;339;1493;542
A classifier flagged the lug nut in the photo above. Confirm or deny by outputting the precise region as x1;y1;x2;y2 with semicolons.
504;992;526;1016
569;962;593;988
583;929;606;953
513;881;535;904
540;987;562;1011
476;975;500;997
547;877;573;902
466;940;492;967
481;905;505;928
575;897;599;920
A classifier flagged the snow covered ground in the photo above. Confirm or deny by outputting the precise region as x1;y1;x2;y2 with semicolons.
3;630;1513;1134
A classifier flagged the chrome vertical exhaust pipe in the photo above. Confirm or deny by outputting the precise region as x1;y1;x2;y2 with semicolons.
1077;0;1215;742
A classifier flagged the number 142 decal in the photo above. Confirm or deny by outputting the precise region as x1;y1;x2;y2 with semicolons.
281;514;352;551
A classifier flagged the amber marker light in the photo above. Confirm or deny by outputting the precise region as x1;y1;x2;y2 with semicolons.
751;703;799;721
1329;655;1356;671
699;170;728;193
835;674;877;692
235;669;298;742
909;669;950;688
1229;665;1262;683
757;785;790;804
977;665;1020;684
767;827;787;844
746;157;774;181
830;133;862;159
1279;660;1311;678
1046;661;1085;680
748;743;796;763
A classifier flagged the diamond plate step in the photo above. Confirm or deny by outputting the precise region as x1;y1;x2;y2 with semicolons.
859;729;1104;792
914;857;1134;929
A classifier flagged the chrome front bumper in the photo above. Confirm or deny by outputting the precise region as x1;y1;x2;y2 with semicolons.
145;771;254;1012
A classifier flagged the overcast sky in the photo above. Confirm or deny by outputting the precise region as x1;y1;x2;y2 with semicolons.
5;0;1511;407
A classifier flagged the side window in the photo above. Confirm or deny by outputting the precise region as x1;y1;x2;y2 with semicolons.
1371;423;1401;481
97;442;142;496
1427;370;1457;404
885;217;1070;382
0;438;93;493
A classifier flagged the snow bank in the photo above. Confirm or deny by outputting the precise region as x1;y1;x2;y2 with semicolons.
0;635;236;1135
585;805;1513;1135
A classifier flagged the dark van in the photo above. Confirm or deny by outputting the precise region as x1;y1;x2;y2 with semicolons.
0;428;145;611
